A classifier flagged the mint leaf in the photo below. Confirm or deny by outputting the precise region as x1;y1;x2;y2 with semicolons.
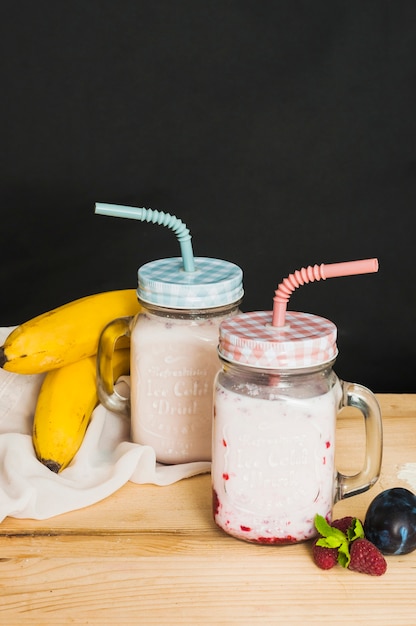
314;514;352;568
346;517;365;542
314;514;333;537
314;514;347;542
316;536;343;549
337;541;350;568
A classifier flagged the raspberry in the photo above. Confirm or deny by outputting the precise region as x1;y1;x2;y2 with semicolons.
331;516;356;535
348;538;387;576
312;538;338;570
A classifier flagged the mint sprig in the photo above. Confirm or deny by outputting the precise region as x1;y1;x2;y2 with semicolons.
314;514;364;568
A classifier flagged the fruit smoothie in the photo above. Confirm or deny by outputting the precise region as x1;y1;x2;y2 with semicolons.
130;311;229;464
212;377;342;544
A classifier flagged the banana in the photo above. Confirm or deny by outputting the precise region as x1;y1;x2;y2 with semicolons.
0;289;140;374
33;348;130;473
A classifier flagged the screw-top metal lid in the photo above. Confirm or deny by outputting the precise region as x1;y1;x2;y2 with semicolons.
137;257;244;309
218;310;338;369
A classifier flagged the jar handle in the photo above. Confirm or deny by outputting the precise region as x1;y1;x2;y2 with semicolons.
336;381;383;502
96;317;132;416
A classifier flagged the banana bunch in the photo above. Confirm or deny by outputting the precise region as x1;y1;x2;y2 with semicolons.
0;289;140;472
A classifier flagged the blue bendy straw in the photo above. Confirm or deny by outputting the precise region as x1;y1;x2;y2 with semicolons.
95;202;196;272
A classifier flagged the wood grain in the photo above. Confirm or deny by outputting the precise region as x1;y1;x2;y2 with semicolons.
0;394;415;625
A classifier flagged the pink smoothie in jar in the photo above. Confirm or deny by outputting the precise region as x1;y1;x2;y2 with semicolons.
130;256;243;464
130;307;237;464
94;204;244;465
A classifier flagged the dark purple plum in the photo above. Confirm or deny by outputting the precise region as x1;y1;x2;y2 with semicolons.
364;487;416;555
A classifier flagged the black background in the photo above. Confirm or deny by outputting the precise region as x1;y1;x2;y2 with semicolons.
1;1;415;392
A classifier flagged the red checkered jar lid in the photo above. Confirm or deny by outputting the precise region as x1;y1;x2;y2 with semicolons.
218;310;338;369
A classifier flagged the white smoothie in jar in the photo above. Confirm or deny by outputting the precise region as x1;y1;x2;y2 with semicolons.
211;309;343;544
130;311;230;464
212;377;342;543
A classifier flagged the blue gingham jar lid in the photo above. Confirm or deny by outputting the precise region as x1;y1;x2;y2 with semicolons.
137;257;244;309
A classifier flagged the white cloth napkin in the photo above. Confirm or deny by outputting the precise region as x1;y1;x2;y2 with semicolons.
0;327;211;522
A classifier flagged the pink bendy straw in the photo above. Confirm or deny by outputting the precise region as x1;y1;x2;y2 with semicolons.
272;258;379;327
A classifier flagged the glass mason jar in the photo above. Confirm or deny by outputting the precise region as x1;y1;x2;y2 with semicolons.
97;257;243;464
212;310;383;544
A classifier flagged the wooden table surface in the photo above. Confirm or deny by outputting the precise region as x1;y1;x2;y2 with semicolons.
1;394;415;625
